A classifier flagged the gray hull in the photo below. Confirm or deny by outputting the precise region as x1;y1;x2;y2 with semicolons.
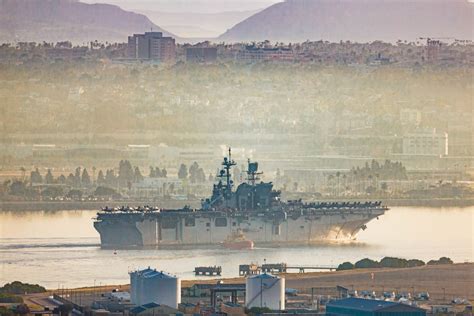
94;208;386;248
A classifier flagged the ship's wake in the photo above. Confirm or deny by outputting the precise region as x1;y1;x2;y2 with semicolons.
0;238;99;250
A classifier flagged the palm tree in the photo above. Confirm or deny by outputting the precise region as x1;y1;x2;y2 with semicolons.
367;175;373;193
327;174;334;196
335;172;341;197
342;174;347;195
92;166;97;185
352;171;359;193
375;173;379;193
20;167;26;181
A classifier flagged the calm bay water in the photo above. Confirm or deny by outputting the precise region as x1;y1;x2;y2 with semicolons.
0;207;472;288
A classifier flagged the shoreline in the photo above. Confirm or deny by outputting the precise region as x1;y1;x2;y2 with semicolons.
1;198;473;211
0;200;201;212
41;263;473;304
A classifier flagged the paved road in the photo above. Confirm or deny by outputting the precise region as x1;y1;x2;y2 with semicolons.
22;293;60;311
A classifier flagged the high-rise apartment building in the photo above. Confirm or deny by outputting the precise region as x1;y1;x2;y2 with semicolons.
127;32;176;63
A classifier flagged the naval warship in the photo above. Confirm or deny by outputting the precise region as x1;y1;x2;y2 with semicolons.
94;149;388;248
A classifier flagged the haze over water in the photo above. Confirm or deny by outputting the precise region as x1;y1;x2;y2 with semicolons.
0;207;472;288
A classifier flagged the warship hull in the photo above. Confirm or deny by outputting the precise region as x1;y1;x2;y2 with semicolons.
94;207;386;248
94;149;388;248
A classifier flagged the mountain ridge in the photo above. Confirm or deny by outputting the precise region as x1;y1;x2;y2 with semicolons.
219;0;474;43
0;0;178;43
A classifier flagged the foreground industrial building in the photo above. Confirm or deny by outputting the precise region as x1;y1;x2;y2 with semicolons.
326;298;427;316
36;266;443;316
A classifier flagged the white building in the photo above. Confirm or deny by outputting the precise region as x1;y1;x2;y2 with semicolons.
132;177;184;198
402;128;448;156
400;108;421;126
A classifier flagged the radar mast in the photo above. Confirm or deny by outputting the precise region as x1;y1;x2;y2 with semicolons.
247;159;263;186
217;147;236;200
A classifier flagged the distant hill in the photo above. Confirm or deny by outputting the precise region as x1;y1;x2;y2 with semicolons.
219;0;474;43
0;0;177;44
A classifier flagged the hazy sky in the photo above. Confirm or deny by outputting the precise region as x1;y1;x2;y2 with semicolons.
80;0;282;37
80;0;472;39
82;0;282;13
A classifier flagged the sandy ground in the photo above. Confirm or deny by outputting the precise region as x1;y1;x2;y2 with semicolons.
283;263;473;303
71;263;474;299
180;263;473;304
23;263;472;310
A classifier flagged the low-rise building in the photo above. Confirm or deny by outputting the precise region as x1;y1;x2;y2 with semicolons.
186;47;217;62
431;305;454;314
400;108;422;127
402;128;448;156
129;302;180;316
236;46;295;62
132;177;184;198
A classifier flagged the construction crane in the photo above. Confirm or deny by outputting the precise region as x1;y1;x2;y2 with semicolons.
417;37;472;46
417;37;456;61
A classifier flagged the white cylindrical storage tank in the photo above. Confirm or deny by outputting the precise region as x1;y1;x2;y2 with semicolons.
129;270;138;304
130;267;154;306
245;273;285;311
130;268;181;308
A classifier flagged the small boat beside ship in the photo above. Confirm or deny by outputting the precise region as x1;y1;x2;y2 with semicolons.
222;230;254;250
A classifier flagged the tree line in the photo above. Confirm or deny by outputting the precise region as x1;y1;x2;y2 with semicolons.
179;161;209;184
350;160;408;181
337;256;453;271
3;160;213;199
323;159;409;196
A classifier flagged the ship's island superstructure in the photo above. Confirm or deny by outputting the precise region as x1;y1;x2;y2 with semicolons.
94;149;388;248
